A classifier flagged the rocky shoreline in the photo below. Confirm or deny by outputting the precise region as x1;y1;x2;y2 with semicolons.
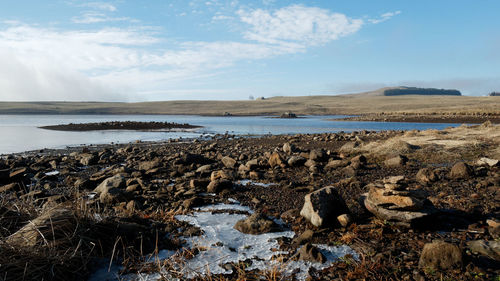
0;123;499;280
39;121;202;131
335;113;500;124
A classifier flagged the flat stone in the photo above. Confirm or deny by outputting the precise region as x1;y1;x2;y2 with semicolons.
297;243;326;263
367;186;426;211
221;156;237;169
363;193;435;223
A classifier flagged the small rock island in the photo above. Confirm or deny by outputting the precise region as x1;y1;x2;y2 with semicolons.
39;121;202;131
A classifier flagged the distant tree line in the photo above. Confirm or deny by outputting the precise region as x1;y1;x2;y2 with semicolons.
383;87;461;96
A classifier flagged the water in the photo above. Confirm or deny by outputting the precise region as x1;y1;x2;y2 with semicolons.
0;114;462;154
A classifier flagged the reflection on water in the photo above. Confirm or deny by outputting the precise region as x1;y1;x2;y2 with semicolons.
0;115;461;154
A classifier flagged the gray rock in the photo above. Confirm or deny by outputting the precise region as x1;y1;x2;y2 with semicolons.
292;229;314;245
477;157;499;167
268;152;284;168
94;174;126;194
362;193;435;222
300;186;348;227
309;149;326;161
419;241;462;270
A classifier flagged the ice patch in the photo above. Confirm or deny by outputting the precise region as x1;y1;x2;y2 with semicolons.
45;170;60;176
194;203;253;213
89;203;358;281
238;179;276;187
174;211;295;279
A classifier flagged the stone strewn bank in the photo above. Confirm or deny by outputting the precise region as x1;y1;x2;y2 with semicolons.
0;123;499;280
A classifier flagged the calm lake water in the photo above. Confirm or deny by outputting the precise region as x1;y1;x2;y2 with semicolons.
0;115;463;154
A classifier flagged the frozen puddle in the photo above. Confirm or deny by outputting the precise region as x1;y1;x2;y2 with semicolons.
91;202;358;281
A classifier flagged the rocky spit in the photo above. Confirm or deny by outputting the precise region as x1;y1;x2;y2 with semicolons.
39;121;202;131
0;123;499;280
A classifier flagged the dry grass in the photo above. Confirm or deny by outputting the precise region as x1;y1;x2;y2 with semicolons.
0;95;498;116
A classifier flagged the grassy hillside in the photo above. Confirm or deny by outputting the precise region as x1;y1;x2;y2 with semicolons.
0;95;498;116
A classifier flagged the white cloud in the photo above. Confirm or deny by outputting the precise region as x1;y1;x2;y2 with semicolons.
72;12;132;24
369;10;401;24
78;2;117;12
0;5;369;101
237;5;363;47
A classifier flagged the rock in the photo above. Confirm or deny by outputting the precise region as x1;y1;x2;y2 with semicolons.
268;152;285;168
304;159;317;168
94;174;127;204
207;179;233;193
245;159;259;170
309;149;326;161
94;174;126;194
80;153;98;166
280;208;300;223
292;229;314;245
297;243;326;263
7;207;75;247
467;240;500;261
416;168;438;185
183;196;204;209
288;156;306;167
419;241;462;270
300;186;349;227
367;186;426;211
233;212;280;234
325;160;347;170
350;155;366;168
196;164;212;173
337;214;352;227
190;179;210;189
487;219;500;239
9;167;29;180
477;157;499;167
100;187;126;204
449;162;474;179
210;170;235;181
384;155;408;168
283;143;296;154
221;156;237;169
341;166;358;177
137;159;161;171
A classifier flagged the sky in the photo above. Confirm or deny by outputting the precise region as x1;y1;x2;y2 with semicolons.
0;0;499;101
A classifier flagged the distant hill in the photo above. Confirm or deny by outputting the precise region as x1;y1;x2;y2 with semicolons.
347;86;462;97
489;92;500;96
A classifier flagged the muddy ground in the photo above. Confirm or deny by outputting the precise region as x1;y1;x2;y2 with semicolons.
0;123;499;280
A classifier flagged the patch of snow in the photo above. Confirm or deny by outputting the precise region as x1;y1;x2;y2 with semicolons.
238;179;276;187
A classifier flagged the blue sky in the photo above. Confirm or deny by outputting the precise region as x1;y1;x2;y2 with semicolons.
0;0;499;101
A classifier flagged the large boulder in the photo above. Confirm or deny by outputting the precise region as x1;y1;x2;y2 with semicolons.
234;212;280;234
283;143;296;154
300;186;349;227
419;241;462;270
384;155;408;168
